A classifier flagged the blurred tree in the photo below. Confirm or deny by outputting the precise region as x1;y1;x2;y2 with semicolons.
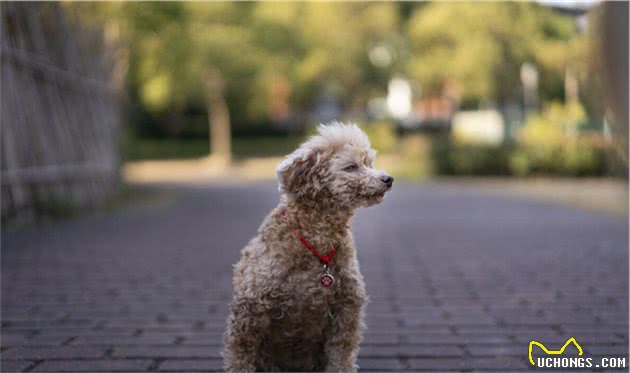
249;2;402;123
406;2;579;106
82;3;262;162
81;3;404;159
80;2;599;152
185;3;261;163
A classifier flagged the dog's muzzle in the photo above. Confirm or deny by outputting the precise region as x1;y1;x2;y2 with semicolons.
380;175;394;189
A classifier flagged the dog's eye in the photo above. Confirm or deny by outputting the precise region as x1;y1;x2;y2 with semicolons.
343;164;359;172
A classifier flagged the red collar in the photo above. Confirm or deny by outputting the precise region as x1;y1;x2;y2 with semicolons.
283;213;336;265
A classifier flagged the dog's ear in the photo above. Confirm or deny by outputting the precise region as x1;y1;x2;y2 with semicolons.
276;147;321;198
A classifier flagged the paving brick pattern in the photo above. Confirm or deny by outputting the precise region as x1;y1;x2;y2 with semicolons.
2;183;628;372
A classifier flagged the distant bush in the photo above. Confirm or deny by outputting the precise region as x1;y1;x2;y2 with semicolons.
431;139;512;176
509;135;609;177
125;136;304;161
430;138;610;177
509;102;609;176
429;102;615;177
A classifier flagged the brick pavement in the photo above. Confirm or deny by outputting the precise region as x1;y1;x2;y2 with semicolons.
2;182;628;372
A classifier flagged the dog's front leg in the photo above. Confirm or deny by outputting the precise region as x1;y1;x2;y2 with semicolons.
223;299;269;372
323;302;365;372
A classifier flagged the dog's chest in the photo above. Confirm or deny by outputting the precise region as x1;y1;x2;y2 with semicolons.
260;251;366;370
271;265;362;326
273;267;341;321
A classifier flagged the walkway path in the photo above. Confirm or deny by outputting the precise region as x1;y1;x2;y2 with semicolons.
2;182;628;372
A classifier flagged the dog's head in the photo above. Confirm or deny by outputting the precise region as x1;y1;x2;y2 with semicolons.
277;122;393;209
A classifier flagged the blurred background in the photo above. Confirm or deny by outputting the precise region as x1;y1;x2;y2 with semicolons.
1;1;628;226
1;3;629;372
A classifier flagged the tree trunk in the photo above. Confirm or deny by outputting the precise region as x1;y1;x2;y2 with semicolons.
204;67;231;163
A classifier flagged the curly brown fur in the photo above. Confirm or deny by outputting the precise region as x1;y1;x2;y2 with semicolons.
223;123;393;372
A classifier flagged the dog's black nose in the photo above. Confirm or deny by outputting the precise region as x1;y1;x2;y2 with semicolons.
380;175;394;188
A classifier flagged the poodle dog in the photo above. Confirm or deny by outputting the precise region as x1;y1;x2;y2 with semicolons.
223;123;393;372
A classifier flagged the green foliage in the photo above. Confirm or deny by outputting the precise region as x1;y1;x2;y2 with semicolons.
232;136;304;158
406;2;579;102
431;139;512;176
81;2;406;138
509;102;608;176
431;139;609;177
125;136;304;161
429;103;611;177
509;137;608;176
519;101;587;141
363;120;398;154
75;1;613;179
388;134;433;180
82;2;586;124
125;138;209;161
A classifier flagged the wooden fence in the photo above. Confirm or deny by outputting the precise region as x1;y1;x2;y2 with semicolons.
1;3;122;226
